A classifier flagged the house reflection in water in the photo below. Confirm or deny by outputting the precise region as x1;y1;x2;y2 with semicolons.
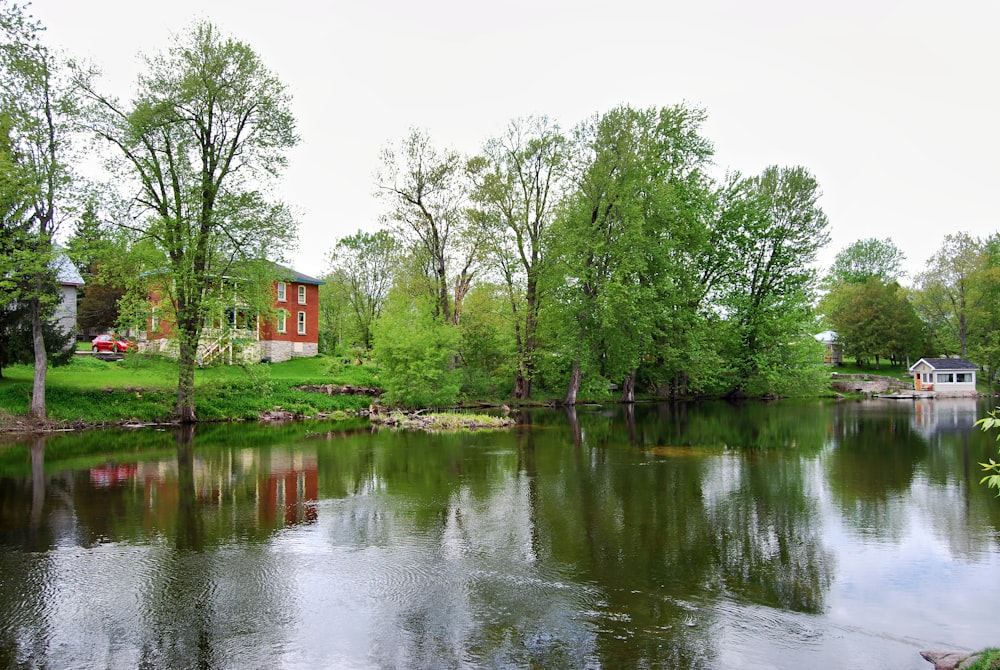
257;452;319;527
86;448;319;533
910;398;981;442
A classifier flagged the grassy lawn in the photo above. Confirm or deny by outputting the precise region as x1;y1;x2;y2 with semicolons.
0;353;381;425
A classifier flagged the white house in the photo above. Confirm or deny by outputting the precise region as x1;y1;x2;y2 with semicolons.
908;357;978;396
814;330;843;365
52;251;84;337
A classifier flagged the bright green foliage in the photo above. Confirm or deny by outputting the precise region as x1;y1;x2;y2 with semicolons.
0;2;78;417
975;411;1000;496
456;283;516;399
912;232;990;357
826;237;906;285
548;104;715;402
76;21;298;421
376;129;474;325
963;233;1000;388
960;648;1000;670
318;277;352;356
65;199;134;334
373;289;462;408
324;229;400;352
364;108;837;403
469;116;569;399
718;166;830;395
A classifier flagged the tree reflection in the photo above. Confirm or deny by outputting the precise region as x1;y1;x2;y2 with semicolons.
5;401;1000;667
826;403;928;539
705;454;833;613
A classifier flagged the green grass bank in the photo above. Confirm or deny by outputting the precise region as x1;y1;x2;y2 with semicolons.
0;354;381;428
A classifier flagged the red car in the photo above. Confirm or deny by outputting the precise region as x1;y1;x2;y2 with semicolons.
91;334;136;353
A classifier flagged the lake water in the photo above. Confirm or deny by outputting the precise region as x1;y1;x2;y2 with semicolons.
1;398;999;669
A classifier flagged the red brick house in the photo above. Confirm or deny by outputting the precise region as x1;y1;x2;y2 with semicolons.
259;266;324;363
143;264;324;364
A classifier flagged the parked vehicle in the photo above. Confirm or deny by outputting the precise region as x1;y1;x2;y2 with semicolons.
91;334;136;353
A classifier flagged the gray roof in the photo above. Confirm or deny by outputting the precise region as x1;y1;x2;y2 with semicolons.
53;252;84;286
273;263;324;286
909;357;978;372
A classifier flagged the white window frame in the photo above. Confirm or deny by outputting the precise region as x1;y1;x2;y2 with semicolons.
298;284;306;305
297;310;306;335
277;309;287;334
277;282;287;302
956;372;974;383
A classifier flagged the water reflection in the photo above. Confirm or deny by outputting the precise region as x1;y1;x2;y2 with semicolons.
0;401;998;668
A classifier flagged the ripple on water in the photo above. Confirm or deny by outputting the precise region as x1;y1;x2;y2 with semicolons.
363;542;451;606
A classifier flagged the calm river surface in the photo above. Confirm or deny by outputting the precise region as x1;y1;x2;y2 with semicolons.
2;398;999;669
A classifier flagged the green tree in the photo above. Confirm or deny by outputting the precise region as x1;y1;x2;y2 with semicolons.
912;232;987;356
826;237;906;285
77;21;298;422
720;166;830;395
0;1;77;418
65;200;129;334
318;272;351;356
822;278;924;369
964;233;1000;387
456;282;516;398
372;286;462;408
325;229;399;352
549;104;714;403
469;116;569;400
376;129;478;326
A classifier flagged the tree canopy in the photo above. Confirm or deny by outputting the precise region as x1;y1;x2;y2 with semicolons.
0;1;78;417
77;20;298;421
826;237;906;285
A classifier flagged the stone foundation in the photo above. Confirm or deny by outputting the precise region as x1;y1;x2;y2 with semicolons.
261;341;318;363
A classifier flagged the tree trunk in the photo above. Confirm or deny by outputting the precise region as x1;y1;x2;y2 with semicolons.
564;359;581;405
621;370;636;403
176;321;199;423
30;298;47;420
514;277;539;401
513;370;530;400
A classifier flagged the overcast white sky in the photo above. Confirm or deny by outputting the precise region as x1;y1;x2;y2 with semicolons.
31;0;999;284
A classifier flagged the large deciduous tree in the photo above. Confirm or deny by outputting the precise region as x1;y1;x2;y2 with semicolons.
826;237;906;285
821;278;924;368
549;104;714;404
1;1;77;418
469;116;569;399
376;129;479;326
721;165;830;395
77;21;298;422
912;232;988;357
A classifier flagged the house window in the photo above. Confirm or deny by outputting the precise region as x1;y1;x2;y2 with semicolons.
277;310;287;334
956;372;973;383
937;373;954;383
150;306;158;332
277;282;287;302
298;285;306;305
297;310;306;335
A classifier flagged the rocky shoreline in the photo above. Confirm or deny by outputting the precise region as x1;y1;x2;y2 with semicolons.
921;650;990;670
